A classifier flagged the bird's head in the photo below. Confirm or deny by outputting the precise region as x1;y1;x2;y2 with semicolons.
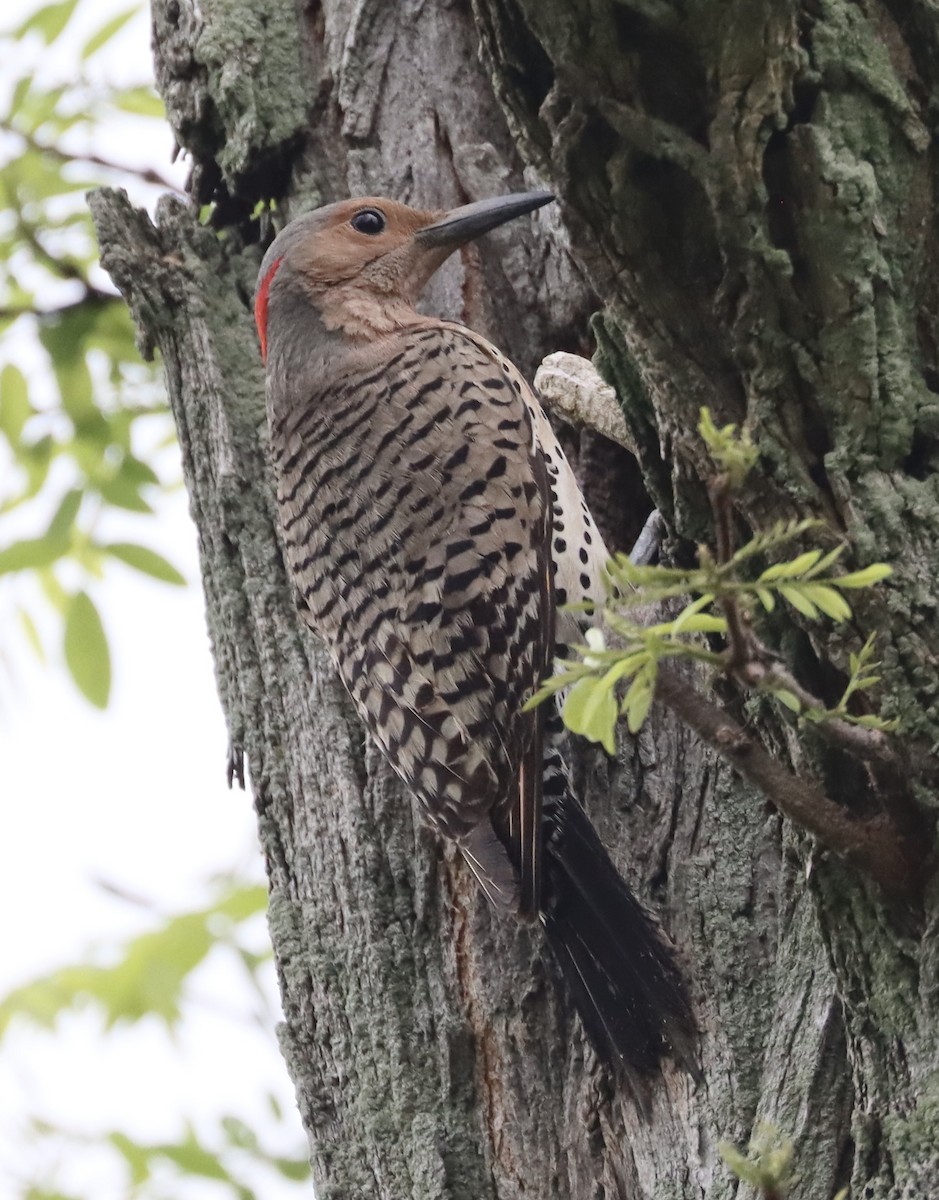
254;191;553;362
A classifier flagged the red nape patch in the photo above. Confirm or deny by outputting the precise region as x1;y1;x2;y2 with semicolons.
254;255;284;363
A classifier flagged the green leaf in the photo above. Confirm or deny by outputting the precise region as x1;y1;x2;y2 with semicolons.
778;585;818;619
698;406;719;446
837;563;892;588
39;568;68;612
273;1155;311;1181
18;606;45;660
81;6;137;57
157;1133;232;1181
46;489;82;541
563;676;617;755
855;633;878;668
82;299;142;362
213;884;268;923
119;454;160;487
108;1132;152;1186
801;584;852;621
9;75;31;119
98;475;153;513
14;0;80;44
10;145;95;195
759;550;822;581
222;1115;260;1151
773;688;802;714
0;885;266;1039
63;591;110;707
523;683;561;711
0;536;64;573
603;609;647;641
854;674;881;689
51;348;95;420
523;668;586;710
598;653;647;688
802;544;845;578
19;434;53;499
622;666;655;733
671;593;714;633
717;1142;763;1187
0;364;32;440
754;586;776;612
697;405;758;482
853;713;898;730
104;542;186;585
111;86;165;118
731;518;821;566
12;85;64;137
671;613;728;635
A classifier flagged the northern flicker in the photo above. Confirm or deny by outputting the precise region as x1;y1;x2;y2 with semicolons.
255;191;693;1073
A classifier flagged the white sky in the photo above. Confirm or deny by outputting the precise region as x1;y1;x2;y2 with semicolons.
0;2;308;1195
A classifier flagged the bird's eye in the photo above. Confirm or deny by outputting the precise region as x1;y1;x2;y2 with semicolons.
350;208;386;235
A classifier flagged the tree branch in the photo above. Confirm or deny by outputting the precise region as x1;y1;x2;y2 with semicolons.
0;289;115;322
655;666;926;898
708;474;756;668
1;123;182;192
16;220;90;286
542;353;926;889
704;474;908;782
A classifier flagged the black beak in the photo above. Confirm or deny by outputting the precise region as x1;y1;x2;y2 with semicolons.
415;190;555;248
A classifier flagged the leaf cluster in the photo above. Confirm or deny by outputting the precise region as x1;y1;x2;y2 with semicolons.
718;1123;800;1197
698;406;759;487
527;608;726;753
0;883;269;1035
718;1122;849;1200
100;1121;309;1198
531;518;892;753
607;518;889;620
2;880;310;1198
1;0;184;706
531;404;894;755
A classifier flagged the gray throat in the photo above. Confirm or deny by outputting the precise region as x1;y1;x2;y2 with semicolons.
265;278;351;428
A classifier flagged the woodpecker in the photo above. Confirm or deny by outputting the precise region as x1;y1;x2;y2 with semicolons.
255;191;693;1073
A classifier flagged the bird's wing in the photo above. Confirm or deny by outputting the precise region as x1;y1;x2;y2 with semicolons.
276;321;554;913
434;324;559;916
428;324;555;916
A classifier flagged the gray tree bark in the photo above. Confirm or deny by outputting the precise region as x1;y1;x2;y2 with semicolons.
92;0;939;1197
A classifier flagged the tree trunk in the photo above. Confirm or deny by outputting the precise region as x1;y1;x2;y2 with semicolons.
92;0;939;1196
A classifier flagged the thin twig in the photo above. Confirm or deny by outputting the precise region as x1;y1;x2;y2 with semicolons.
2;122;182;192
759;662;895;764
0;289;114;321
706;474;907;777
534;358;920;833
655;666;925;898
17;218;91;284
708;475;754;668
629;509;666;567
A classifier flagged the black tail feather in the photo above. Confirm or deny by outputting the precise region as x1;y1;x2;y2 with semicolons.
541;796;696;1076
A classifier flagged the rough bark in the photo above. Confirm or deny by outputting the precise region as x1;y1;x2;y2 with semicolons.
91;0;938;1197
